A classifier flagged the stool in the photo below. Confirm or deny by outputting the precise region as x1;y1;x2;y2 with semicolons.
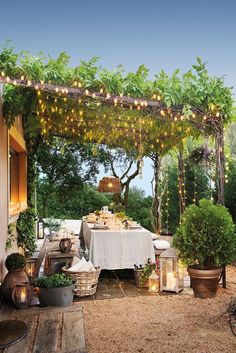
0;320;27;349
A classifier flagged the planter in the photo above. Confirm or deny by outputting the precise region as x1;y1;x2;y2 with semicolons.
37;284;75;307
187;266;221;298
134;269;149;288
2;269;29;302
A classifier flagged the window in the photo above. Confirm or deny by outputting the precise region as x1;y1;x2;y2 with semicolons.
9;140;27;216
10;147;19;204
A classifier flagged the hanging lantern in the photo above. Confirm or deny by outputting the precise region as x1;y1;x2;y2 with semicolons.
37;217;44;239
97;176;122;193
148;269;159;293
25;258;38;279
160;248;184;293
59;238;72;253
12;283;33;309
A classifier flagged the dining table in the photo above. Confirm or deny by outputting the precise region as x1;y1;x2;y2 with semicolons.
81;220;155;270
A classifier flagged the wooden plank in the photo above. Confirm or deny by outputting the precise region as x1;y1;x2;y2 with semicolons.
16;303;83;316
61;310;86;352
0;305;15;320
32;312;60;353
4;317;36;353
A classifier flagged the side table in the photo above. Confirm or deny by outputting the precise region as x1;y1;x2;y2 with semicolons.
45;250;76;275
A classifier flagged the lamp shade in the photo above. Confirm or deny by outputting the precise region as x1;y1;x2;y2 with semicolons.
97;177;122;193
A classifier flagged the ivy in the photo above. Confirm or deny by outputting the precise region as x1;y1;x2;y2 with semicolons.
16;208;37;256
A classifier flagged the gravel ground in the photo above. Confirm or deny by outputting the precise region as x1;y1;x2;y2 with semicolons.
82;266;236;353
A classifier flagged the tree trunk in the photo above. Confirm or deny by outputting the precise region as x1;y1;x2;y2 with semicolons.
215;120;226;288
177;151;186;218
150;153;162;233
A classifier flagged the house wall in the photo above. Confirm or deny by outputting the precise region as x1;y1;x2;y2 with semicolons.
0;84;27;282
0;84;9;281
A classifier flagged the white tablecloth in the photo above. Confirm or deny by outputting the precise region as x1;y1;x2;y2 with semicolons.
82;221;155;270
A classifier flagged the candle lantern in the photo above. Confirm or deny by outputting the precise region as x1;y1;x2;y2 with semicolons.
59;238;72;253
12;283;33;309
37;217;44;239
160;248;184;293
25;258;38;279
148;269;159;293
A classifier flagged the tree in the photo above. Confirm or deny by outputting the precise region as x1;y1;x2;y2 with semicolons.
36;138;109;217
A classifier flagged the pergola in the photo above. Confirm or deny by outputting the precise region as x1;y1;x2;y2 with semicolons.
0;49;234;286
0;70;229;205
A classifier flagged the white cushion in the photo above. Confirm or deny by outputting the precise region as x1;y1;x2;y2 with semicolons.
67;257;86;271
153;239;170;250
78;261;95;272
68;258;95;272
151;232;159;240
71;255;80;266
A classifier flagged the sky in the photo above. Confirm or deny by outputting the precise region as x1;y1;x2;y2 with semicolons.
1;0;236;195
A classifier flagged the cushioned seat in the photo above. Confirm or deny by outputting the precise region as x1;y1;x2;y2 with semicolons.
151;232;159;240
153;239;170;250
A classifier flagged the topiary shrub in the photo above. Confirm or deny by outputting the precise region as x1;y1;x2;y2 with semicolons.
172;199;236;269
34;273;73;288
5;252;26;271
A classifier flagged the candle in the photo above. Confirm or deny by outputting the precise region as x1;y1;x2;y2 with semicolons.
166;272;176;290
27;267;33;277
20;288;27;303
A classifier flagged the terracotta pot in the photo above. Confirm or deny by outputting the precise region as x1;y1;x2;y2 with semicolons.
187;266;221;298
2;269;29;302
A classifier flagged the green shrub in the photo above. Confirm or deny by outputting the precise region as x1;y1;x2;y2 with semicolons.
173;199;236;269
16;208;37;256
34;273;73;288
5;253;26;271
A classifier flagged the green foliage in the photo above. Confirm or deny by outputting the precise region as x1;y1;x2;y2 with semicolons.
140;260;156;286
173;199;236;269
5;252;26;271
34;273;74;288
16;208;37;256
5;223;16;250
126;187;153;231
225;160;236;223
0;45;234;156
43;218;62;233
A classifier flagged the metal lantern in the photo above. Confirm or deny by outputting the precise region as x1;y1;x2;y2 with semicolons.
37;217;44;239
160;248;184;293
59;238;72;253
97;176;122;193
148;269;159;293
25;258;37;279
12;283;33;309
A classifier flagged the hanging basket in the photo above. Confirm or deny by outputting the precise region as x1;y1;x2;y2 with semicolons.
97;176;122;193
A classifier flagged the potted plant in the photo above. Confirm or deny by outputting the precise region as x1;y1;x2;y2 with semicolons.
2;253;29;302
34;273;74;307
173;199;236;298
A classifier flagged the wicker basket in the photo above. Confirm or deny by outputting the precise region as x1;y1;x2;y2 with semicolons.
62;265;101;297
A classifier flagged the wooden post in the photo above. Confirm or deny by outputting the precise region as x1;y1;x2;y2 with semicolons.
215;120;226;288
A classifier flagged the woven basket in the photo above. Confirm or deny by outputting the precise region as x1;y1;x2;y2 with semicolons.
62;265;101;297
